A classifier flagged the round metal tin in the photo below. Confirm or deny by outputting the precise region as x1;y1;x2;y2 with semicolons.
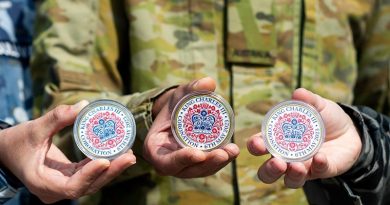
261;100;325;162
171;91;234;151
73;100;136;160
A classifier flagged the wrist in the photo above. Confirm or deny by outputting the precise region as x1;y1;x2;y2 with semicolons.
0;122;24;190
151;87;176;119
337;103;373;178
346;123;363;169
0;122;12;167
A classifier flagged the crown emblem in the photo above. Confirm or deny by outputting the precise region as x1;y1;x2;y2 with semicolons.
191;110;215;134
93;119;117;142
282;118;306;142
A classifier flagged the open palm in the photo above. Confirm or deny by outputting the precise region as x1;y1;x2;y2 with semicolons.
247;88;362;188
143;77;240;178
0;101;136;203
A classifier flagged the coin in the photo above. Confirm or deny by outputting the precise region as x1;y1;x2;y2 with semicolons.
171;91;234;151
73;100;136;160
261;100;325;162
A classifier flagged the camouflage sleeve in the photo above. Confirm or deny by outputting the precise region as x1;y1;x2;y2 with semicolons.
353;0;390;115
30;0;169;178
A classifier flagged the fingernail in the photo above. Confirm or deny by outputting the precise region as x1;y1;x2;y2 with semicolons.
192;80;200;89
128;154;136;163
125;150;136;164
130;157;136;164
72;100;89;111
96;159;110;168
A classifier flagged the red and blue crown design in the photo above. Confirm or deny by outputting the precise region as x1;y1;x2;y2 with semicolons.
274;112;314;152
93;119;116;142
192;110;215;134
262;100;324;162
86;111;125;150
282;118;306;142
183;103;223;143
73;100;136;160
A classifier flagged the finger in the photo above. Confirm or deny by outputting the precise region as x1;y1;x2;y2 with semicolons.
220;143;240;160
247;133;268;156
292;88;326;112
284;162;308;188
309;152;330;179
64;158;109;198
85;151;136;195
55;158;91;177
75;158;93;170
168;77;217;112
152;77;217;129
154;147;206;176
46;145;73;163
35;100;89;138
174;148;231;178
258;157;287;184
191;77;216;92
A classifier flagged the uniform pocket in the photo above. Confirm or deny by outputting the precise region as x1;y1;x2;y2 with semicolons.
227;0;276;66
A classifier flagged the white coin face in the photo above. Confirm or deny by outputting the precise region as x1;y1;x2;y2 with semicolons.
73;100;136;160
262;100;325;162
171;91;235;151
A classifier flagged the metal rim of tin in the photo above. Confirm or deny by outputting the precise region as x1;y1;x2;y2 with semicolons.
73;99;136;160
261;100;325;162
171;91;235;151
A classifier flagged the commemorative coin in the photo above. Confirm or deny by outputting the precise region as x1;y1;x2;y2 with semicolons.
171;91;234;151
261;100;325;162
73;100;136;160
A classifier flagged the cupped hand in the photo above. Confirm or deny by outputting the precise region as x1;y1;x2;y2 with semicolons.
247;88;362;188
143;77;240;178
0;101;136;203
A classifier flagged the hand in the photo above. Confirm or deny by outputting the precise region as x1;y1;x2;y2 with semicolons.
0;101;136;203
247;88;362;188
144;77;240;178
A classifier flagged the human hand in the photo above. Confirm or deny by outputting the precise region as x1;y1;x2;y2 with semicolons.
144;77;240;178
0;101;136;203
247;88;362;188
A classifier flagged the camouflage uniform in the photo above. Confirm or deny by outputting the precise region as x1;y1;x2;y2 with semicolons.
31;0;390;205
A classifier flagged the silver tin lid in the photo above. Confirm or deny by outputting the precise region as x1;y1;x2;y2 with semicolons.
73;100;136;160
171;91;235;151
261;100;325;162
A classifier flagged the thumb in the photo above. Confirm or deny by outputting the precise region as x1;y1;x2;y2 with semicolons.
292;88;326;113
191;77;216;92
36;100;89;138
167;77;217;112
